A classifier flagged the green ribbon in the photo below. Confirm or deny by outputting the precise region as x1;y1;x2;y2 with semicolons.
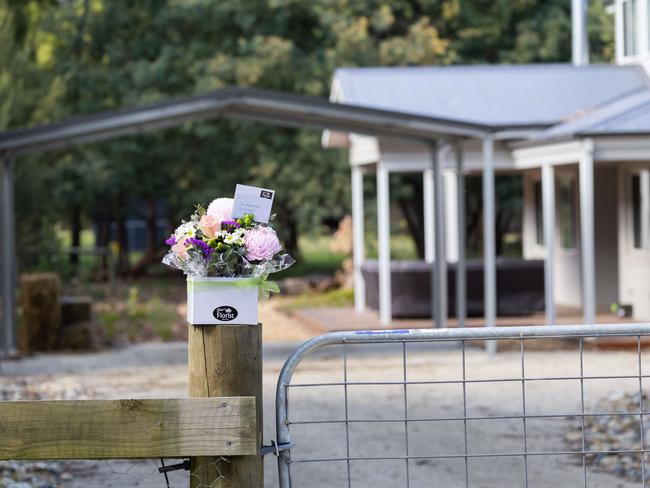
187;275;280;298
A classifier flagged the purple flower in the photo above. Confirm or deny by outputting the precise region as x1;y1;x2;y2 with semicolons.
165;235;177;246
221;220;241;229
185;238;214;259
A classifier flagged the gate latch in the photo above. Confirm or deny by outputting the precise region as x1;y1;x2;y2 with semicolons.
260;440;294;457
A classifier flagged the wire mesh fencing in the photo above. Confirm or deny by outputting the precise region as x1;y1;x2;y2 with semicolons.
276;324;650;488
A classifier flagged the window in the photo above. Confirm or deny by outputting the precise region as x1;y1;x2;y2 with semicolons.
632;173;642;248
559;175;577;249
623;0;639;56
534;180;544;245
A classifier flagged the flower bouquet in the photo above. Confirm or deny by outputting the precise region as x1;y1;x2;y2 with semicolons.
163;195;293;325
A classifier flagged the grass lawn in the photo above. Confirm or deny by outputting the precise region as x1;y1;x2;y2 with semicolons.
275;235;347;279
276;287;355;312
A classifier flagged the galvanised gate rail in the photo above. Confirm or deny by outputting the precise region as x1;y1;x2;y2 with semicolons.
275;323;650;487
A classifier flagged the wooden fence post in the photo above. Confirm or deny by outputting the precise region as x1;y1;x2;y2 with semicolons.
188;323;263;488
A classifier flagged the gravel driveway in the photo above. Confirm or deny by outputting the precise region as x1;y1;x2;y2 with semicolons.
1;340;647;488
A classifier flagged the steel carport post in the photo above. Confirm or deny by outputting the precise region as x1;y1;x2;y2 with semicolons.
1;152;16;357
482;135;496;355
454;139;466;328
430;140;447;328
542;163;556;325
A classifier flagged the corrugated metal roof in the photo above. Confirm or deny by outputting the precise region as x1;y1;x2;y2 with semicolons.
585;97;650;135
531;89;650;140
333;64;650;127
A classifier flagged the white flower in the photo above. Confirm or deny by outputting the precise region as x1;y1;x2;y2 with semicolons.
207;198;234;222
224;234;244;246
174;222;196;240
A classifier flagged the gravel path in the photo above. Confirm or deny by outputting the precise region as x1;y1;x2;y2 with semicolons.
1;341;647;487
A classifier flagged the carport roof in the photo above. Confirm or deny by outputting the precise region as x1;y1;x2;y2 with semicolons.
0;86;490;157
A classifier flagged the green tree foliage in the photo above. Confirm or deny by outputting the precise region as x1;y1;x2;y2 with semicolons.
3;0;615;271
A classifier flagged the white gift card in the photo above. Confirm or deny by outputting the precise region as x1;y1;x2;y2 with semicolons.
231;184;274;223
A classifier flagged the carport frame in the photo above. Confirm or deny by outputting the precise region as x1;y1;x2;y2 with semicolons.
0;86;493;356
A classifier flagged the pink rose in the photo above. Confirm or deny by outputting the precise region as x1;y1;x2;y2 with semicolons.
199;214;220;238
171;241;189;259
244;226;282;261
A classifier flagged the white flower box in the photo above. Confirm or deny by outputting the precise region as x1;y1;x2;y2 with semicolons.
186;277;259;325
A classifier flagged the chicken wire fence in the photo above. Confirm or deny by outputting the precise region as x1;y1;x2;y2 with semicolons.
275;323;650;488
0;458;235;487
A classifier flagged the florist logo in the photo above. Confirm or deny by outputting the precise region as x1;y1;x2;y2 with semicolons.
213;306;238;321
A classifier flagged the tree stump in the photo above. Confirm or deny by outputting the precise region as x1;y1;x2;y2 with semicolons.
18;273;61;353
61;296;92;325
59;296;95;350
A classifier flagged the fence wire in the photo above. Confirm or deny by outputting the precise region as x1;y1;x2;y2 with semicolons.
276;323;650;488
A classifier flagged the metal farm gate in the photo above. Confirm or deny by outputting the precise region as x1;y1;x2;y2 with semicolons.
275;323;650;488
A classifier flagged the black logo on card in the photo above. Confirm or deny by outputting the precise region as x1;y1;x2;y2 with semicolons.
260;190;273;199
213;306;238;321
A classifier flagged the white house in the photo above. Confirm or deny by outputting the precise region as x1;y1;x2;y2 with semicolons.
325;0;650;326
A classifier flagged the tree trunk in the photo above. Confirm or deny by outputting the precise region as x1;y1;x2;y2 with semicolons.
277;206;300;260
396;177;426;260
70;206;81;268
95;210;110;278
146;198;157;256
115;196;130;276
397;196;425;259
129;198;162;277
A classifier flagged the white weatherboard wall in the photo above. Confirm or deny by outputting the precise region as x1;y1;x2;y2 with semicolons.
618;164;650;320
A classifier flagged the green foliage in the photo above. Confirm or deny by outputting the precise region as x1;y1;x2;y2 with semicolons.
98;284;180;343
275;235;347;278
2;0;615;271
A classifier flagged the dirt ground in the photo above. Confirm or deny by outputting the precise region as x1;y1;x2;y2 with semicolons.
1;338;648;488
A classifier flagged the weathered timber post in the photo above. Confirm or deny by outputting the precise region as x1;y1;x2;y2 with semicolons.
188;323;263;488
